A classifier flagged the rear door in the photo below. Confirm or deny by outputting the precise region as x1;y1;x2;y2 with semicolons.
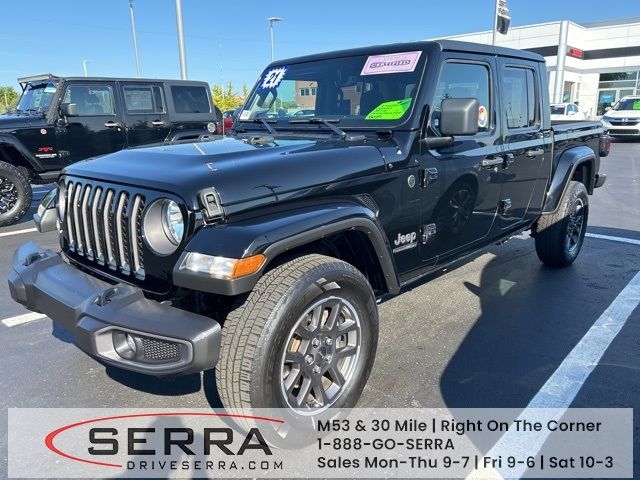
58;81;125;163
120;82;170;147
418;55;503;265
497;58;550;229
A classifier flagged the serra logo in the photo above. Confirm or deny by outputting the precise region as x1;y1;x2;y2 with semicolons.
394;231;417;246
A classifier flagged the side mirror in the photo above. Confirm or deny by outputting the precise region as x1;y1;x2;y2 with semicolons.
440;98;479;136
33;188;57;233
60;103;78;117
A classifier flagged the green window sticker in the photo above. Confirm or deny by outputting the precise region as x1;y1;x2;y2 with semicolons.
633;101;640;110
365;98;412;120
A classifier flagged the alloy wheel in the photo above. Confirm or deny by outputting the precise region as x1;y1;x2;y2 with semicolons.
280;296;361;414
566;197;585;254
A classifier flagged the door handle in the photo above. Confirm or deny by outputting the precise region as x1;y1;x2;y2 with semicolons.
104;121;120;128
526;148;545;158
152;120;165;126
480;156;505;169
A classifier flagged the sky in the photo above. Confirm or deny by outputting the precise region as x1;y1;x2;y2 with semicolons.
1;0;638;92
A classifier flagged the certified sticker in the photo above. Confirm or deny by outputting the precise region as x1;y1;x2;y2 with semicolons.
478;105;488;128
361;51;422;76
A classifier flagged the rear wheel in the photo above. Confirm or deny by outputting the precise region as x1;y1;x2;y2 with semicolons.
216;254;378;415
534;180;588;267
0;161;31;227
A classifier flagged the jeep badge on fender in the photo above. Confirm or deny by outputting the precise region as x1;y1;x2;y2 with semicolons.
9;39;609;420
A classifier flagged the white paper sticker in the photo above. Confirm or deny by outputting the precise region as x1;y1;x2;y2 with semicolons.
239;110;251;120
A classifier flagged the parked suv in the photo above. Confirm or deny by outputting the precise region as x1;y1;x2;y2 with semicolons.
600;95;640;137
10;41;609;418
0;74;219;226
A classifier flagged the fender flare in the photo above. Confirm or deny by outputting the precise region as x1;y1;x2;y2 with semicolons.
0;134;43;171
542;145;595;214
173;201;400;296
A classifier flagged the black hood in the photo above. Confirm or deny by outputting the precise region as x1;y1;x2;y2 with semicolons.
63;136;388;212
0;113;48;131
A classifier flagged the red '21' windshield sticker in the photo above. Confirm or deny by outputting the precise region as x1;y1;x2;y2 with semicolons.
361;51;422;75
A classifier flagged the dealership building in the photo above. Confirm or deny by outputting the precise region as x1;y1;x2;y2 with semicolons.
443;17;640;118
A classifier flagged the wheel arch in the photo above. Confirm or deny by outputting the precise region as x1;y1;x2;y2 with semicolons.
543;146;596;214
0;135;43;175
173;201;400;297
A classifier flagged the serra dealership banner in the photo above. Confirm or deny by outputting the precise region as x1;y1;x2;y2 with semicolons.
496;0;511;35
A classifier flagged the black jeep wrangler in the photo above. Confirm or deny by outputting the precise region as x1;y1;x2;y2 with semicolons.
0;74;219;226
9;41;609;416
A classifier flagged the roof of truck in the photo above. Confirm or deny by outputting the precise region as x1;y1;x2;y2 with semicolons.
270;39;545;67
17;74;208;85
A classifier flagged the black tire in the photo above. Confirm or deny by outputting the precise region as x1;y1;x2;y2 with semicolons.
216;254;378;415
535;180;588;267
0;160;31;227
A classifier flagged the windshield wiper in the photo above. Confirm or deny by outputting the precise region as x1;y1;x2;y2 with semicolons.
289;117;347;139
243;118;277;135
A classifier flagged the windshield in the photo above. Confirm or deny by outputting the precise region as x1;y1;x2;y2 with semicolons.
550;105;566;115
240;51;426;128
17;82;57;113
613;98;640;111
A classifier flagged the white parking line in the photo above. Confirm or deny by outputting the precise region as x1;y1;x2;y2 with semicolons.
1;312;47;327
586;232;640;246
0;227;37;237
468;270;640;479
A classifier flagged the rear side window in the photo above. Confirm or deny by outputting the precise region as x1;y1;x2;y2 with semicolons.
503;67;538;129
123;85;164;114
171;86;210;114
433;62;491;133
62;84;115;116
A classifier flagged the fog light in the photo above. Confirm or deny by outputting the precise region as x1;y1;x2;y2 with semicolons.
126;333;137;353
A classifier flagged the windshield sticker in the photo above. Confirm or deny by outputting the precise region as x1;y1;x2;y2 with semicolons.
44;86;56;93
361;51;422;76
478;105;488;128
260;67;287;89
633;101;640;110
239;109;251;120
365;98;412;120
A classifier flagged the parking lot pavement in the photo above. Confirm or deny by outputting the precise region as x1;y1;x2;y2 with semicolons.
0;143;638;476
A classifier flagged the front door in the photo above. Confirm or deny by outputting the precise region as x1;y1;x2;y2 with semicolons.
58;82;125;163
497;60;549;229
120;83;171;147
419;56;503;265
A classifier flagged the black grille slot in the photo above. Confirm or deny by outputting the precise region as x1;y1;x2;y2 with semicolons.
141;336;180;361
60;179;146;278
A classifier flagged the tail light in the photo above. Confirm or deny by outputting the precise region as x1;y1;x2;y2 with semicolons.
599;135;611;157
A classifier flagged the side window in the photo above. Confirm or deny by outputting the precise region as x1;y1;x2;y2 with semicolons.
123;85;164;114
503;67;538;129
170;86;210;114
62;84;114;116
433;62;491;133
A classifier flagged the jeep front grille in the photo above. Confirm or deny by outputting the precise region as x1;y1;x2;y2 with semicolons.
62;180;146;278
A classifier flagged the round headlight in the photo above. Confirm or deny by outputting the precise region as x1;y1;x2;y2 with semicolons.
143;199;185;256
162;200;184;245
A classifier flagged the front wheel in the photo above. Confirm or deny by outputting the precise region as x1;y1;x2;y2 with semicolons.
534;180;588;267
216;254;378;415
0;161;32;227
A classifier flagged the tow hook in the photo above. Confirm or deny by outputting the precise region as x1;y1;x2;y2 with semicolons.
94;287;119;307
23;251;45;266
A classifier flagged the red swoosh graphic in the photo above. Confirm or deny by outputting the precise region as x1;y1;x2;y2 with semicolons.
44;412;284;468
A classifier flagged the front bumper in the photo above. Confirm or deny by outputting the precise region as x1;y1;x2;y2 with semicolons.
8;242;221;377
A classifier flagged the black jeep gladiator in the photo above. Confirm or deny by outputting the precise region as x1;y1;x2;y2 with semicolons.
9;40;609;416
0;74;219;226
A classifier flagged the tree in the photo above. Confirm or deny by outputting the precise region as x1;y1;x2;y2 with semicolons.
0;86;20;114
211;82;244;112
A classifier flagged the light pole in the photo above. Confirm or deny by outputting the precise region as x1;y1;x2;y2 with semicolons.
267;17;282;62
129;0;142;77
175;0;188;80
82;60;90;77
